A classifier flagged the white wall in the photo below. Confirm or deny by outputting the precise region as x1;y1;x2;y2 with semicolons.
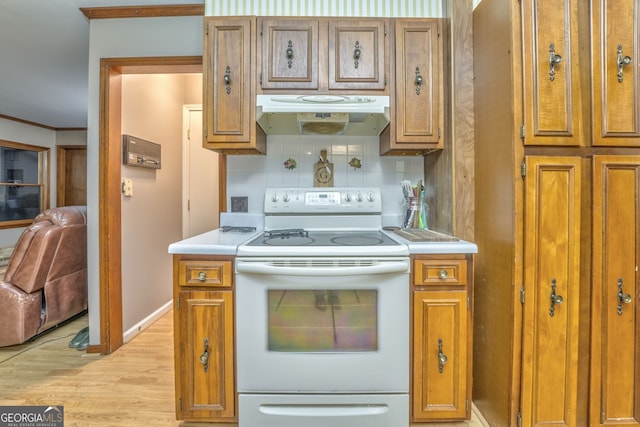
86;16;202;345
119;74;187;339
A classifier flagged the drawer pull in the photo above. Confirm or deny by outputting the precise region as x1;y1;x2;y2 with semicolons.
548;43;562;81
549;278;564;317
617;277;632;315
438;269;448;280
197;271;207;282
617;44;632;83
199;338;209;373
438;338;448;373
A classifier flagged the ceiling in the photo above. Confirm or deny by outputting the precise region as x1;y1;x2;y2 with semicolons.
0;0;203;129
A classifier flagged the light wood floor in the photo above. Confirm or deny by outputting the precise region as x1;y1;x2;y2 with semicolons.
0;311;488;427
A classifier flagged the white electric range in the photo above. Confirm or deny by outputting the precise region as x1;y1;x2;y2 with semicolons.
235;187;410;427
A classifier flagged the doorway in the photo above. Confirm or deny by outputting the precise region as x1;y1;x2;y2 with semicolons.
182;105;219;238
57;146;87;206
99;56;226;354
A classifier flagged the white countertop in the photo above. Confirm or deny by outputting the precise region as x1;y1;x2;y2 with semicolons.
384;231;478;255
168;229;261;255
169;228;477;256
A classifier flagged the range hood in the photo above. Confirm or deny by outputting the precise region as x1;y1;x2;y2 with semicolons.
256;94;390;136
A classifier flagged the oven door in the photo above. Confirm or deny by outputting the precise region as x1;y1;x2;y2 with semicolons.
235;257;410;393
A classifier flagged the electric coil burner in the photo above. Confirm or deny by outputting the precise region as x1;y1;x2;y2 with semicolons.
235;187;410;427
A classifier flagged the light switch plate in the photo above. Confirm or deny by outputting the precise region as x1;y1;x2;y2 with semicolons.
122;178;133;197
231;196;248;212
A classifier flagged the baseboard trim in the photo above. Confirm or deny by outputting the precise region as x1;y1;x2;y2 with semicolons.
123;301;172;343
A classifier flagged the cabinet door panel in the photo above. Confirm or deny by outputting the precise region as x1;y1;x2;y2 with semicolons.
394;19;443;146
591;156;640;427
328;19;387;90
521;156;581;427
412;290;468;421
522;0;583;145
175;290;235;420
204;18;253;143
260;18;318;89
592;0;640;146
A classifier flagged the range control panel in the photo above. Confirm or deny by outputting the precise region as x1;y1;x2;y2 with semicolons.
264;187;382;214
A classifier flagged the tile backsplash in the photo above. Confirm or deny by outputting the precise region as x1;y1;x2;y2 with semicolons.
226;135;424;222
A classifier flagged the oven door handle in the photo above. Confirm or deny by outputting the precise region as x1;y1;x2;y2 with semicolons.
236;261;408;276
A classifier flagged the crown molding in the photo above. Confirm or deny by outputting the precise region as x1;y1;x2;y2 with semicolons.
80;4;204;19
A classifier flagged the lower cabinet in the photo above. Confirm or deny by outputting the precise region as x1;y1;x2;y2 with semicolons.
172;253;475;424
411;254;473;422
173;255;236;422
590;156;640;427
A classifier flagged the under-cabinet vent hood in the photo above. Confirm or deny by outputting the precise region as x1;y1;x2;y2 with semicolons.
256;94;390;136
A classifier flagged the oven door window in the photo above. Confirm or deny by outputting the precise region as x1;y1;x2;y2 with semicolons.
268;289;377;352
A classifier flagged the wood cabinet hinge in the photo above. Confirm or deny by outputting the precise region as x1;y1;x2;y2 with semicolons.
520;288;525;304
179;397;183;411
205;22;209;36
384;23;387;36
204;127;208;138
177;296;181;310
520;123;525;139
467;296;471;309
260;21;263;37
437;25;440;37
260;72;263;85
466;399;470;414
438;127;441;139
521;159;526;179
517;411;522;427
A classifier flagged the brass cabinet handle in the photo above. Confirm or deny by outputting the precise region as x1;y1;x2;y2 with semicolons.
437;338;448;373
415;66;424;95
617;44;632;83
549;278;564;317
197;271;207;282
438;269;448;280
199;338;209;373
617;277;633;315
549;43;563;81
223;66;231;94
286;40;294;68
353;41;361;69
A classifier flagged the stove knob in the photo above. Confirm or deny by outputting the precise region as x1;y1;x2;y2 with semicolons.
283;193;290;202
271;193;279;203
344;193;352;202
356;193;364;202
367;192;375;202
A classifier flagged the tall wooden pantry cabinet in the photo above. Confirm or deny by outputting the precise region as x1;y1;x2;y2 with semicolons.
473;0;640;426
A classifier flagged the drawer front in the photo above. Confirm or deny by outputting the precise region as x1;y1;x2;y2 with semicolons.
413;258;467;286
178;260;233;288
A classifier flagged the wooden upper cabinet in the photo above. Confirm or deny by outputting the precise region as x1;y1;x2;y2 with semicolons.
380;19;443;154
590;156;640;427
592;0;640;146
203;17;265;153
328;19;388;90
521;0;584;146
259;18;319;90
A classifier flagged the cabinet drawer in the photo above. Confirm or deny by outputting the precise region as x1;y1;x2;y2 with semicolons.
178;260;233;288
413;258;467;286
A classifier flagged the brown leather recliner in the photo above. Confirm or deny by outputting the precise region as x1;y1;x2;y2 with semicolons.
0;206;87;347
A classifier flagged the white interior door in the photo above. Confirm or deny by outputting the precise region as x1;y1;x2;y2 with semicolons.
182;105;219;238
